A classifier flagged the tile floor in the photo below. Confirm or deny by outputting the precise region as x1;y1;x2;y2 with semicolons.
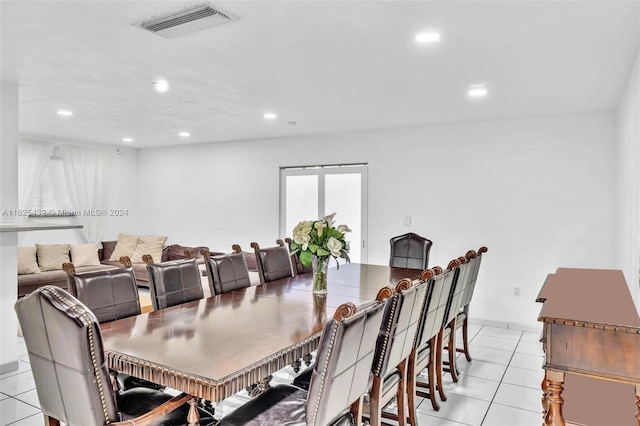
0;324;545;425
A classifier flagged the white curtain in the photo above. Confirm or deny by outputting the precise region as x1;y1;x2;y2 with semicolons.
60;145;116;244
18;141;54;222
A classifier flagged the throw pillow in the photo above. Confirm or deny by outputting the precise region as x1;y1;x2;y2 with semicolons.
17;247;40;275
130;235;167;264
109;233;139;261
70;243;100;267
36;244;71;272
166;244;210;260
101;240;117;261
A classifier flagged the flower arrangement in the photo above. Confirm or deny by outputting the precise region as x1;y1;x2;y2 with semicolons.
290;212;351;268
290;213;351;293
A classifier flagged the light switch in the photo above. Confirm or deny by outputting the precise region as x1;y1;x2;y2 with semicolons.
404;216;411;226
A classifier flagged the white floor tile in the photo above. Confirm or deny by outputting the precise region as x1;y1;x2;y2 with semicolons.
520;331;542;343
0;398;40;424
476;326;523;340
0;361;31;380
0;392;9;401
482;402;542;426
415;410;473;426
457;359;508;382
441;375;500;402
465;345;513;366
417;393;490;426
508;353;543;371
0;372;36;397
501;366;543;390
515;340;543;356
13;389;40;409
16;341;28;357
469;335;519;352
492;382;542;412
6;412;45;426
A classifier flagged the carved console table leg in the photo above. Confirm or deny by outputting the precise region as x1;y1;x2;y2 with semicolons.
187;398;200;426
542;377;549;420
635;384;640;426
544;370;565;426
249;375;273;398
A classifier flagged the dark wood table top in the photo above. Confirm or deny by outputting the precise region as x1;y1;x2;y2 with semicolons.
101;263;422;401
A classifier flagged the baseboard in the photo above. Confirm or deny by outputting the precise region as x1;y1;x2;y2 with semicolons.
0;360;19;375
469;318;542;333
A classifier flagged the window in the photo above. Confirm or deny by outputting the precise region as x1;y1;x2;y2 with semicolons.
31;157;75;216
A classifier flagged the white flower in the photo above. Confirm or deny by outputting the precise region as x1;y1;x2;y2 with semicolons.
293;233;311;251
337;224;352;233
327;237;342;257
315;221;327;237
325;212;336;227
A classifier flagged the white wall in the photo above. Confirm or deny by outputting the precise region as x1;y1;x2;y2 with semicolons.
616;47;640;309
18;146;139;247
136;112;617;330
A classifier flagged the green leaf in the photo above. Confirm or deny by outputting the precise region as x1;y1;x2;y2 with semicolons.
316;248;330;256
308;244;319;253
299;250;312;267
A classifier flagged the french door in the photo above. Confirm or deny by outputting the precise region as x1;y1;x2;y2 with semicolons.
279;164;368;263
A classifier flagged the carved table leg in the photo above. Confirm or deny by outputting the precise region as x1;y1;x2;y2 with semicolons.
635;384;640;426
292;359;301;373
303;353;313;366
544;370;565;426
541;377;549;420
187;398;200;426
249;375;273;398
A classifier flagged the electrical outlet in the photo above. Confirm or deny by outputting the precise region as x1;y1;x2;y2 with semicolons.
513;287;520;297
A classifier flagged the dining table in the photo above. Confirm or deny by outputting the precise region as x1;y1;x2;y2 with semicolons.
100;263;422;404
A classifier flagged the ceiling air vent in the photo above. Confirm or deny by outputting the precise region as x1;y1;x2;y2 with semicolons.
134;3;236;39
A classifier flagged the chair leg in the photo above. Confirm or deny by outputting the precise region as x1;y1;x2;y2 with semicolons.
44;415;60;426
427;336;440;411
396;359;407;426
351;397;364;426
436;328;447;402
371;375;383;426
447;322;459;383
407;351;418;425
461;317;472;362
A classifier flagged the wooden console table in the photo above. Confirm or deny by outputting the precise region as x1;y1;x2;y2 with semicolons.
537;268;640;426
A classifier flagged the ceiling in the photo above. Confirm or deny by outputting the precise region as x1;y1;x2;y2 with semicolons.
1;1;639;148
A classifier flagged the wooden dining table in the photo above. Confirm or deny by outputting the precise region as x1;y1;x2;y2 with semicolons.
100;263;422;402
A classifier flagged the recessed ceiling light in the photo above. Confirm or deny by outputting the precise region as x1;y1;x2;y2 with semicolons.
57;109;73;116
415;32;441;44
122;137;133;143
179;131;190;137
153;80;170;92
263;112;278;120
467;84;488;99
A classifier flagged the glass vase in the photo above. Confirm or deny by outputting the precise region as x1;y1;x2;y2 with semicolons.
312;255;330;294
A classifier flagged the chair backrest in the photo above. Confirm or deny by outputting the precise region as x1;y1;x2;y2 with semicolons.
15;286;119;426
372;278;430;379
251;241;293;284
202;248;251;296
64;261;141;323
413;266;458;349
442;259;464;327
282;238;313;276
459;247;488;313
389;232;433;269
144;255;204;310
306;287;393;425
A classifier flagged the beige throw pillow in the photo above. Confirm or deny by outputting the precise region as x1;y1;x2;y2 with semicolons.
131;235;167;264
36;244;71;271
17;247;40;275
70;243;100;267
109;233;139;261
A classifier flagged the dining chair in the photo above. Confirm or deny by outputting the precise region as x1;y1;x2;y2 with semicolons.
250;241;294;284
14;286;215;426
201;247;251;295
365;277;430;426
282;237;313;276
389;232;433;270
407;265;458;418
454;246;488;362
143;255;204;310
217;288;394;426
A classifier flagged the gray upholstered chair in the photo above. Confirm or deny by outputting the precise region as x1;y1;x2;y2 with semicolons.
202;247;251;296
389;232;433;269
143;255;204;310
251;241;294;284
365;277;430;426
407;265;458;417
282;237;313;276
217;289;393;426
453;247;488;362
64;257;159;392
14;286;215;426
